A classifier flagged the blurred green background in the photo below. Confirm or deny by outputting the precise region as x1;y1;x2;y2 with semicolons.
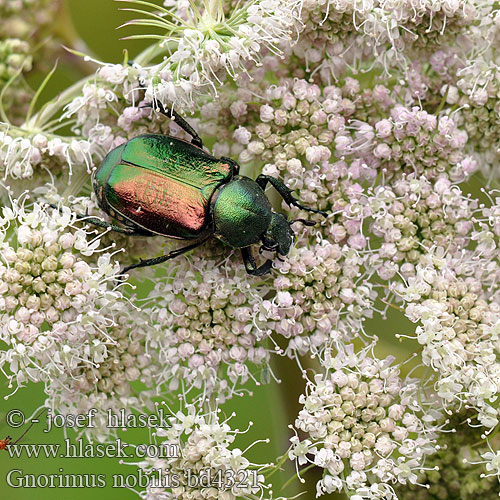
0;2;418;499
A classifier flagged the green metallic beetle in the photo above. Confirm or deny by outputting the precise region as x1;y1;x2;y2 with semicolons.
86;101;326;276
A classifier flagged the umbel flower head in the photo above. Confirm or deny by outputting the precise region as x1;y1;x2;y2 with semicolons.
397;246;500;428
368;176;477;278
225;77;372;242
341;105;477;183
0;125;93;189
262;236;375;356
290;0;479;81
143;240;272;400
394;410;500;500
126;401;269;500
0;188;126;396
119;0;300;110
289;342;441;498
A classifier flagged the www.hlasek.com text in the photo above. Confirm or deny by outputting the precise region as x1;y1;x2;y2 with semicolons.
4;438;179;460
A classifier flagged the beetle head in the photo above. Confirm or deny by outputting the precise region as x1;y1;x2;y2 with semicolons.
262;212;293;256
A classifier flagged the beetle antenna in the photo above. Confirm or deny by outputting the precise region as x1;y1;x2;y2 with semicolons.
291;218;316;226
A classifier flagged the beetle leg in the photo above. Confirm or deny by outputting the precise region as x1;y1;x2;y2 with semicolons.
241;247;273;276
74;216;141;235
48;204;144;235
121;238;209;275
255;175;328;216
292;218;317;226
143;100;204;149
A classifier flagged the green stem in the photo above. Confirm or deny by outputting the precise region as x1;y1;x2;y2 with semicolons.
205;0;222;21
265;449;292;480
26;62;59;124
435;85;449;115
270;338;324;500
24;74;93;130
281;464;315;491
134;41;178;66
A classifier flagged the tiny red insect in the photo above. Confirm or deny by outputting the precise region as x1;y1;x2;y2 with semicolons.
0;436;12;450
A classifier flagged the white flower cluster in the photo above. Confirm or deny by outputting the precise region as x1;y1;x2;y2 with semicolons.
0;191;123;393
263;237;375;355
70;308;155;397
0;190;167;440
339;105;477;183
137;0;301;110
134;403;267;500
0;126;93;194
368;176;476;278
143;242;271;399
443;57;500;173
61;63;203;182
62;63;147;146
294;0;479;77
394;409;500;499
289;343;439;498
398;248;500;428
233;78;371;242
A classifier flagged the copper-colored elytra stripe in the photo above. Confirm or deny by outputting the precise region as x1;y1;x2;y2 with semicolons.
113;172;207;232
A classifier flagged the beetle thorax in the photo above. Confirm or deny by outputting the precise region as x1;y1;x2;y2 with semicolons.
211;176;273;249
